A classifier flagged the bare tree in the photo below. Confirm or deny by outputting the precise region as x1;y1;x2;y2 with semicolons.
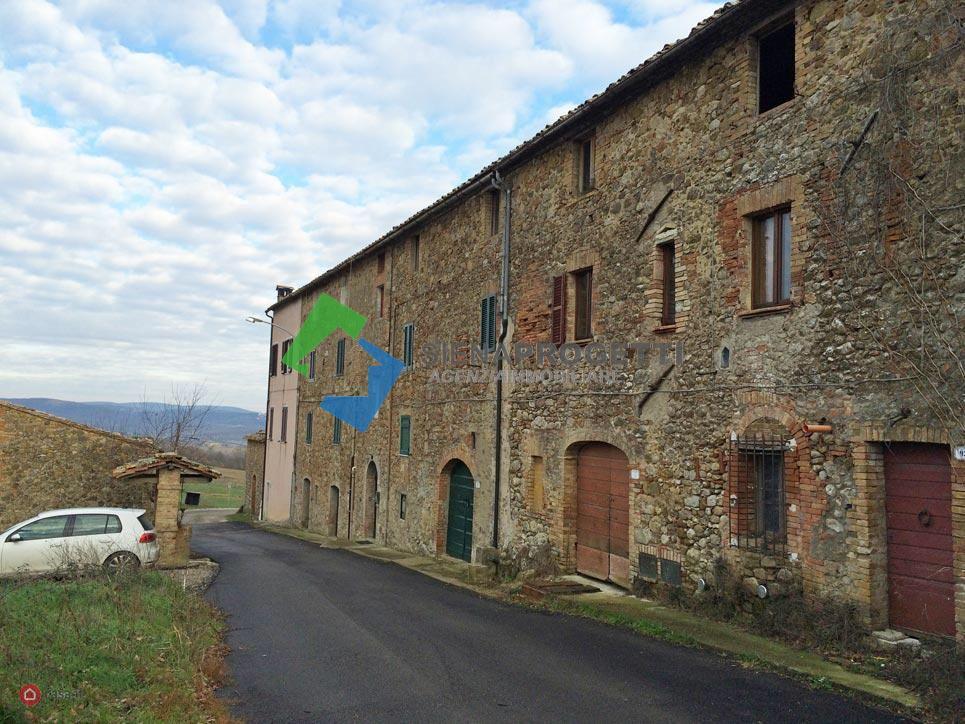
139;384;214;453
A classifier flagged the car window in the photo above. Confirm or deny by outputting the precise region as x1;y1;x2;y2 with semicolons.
14;515;70;541
137;513;154;531
71;514;122;536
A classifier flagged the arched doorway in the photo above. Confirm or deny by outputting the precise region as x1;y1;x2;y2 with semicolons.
300;478;311;529
445;461;474;562
364;461;378;539
328;485;340;537
576;443;630;587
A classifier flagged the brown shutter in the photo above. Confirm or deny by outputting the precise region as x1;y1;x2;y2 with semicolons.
551;275;566;345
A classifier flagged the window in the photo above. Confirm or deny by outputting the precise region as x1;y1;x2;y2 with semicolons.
305;412;313;444
280;406;288;442
480;295;497;352
268;407;274;440
470;432;476;449
489;189;500;235
269;344;278;377
399;493;407;520
335;338;346;376
309;350;316;380
376;284;385;318
551;275;566;345
574;267;593;340
14;515;70;541
411;235;420;271
758;21;795;113
281;339;293;374
399;414;411;455
728;434;787;554
333;417;342;445
752;208;792;308
138;513;154;531
377;251;385;273
72;514;122;536
660;242;676;326
577;136;595;193
402;324;414;368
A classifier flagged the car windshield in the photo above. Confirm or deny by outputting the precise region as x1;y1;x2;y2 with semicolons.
137;513;154;531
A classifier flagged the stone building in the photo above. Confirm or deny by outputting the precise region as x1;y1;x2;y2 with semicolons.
244;431;266;519
0;401;157;531
259;0;963;640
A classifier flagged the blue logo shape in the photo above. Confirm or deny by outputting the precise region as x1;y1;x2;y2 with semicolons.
320;338;405;432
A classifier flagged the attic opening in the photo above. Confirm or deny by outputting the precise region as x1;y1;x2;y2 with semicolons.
757;20;795;113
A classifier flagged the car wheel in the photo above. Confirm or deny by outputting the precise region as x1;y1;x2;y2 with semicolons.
103;551;140;573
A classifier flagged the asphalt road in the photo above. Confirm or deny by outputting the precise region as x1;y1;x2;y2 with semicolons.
194;523;905;724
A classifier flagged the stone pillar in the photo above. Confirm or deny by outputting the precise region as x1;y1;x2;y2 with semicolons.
155;466;190;566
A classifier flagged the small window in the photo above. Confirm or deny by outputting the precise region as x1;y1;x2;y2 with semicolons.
411;235;420;271
305;411;313;444
402;324;414;368
309;350;316;380
14;515;70;541
335;338;346;377
574;267;593;340
281;339;293;374
399;414;411;455
758;21;795;113
470;432;476;449
480;295;497;352
489;189;500;235
376;285;385;318
399;493;407;520
377;252;386;273
551;275;566;345
333;417;342;445
269;344;278;377
752;208;792;308
280;406;288;442
577;136;595;193
660;242;676;326
268;407;274;440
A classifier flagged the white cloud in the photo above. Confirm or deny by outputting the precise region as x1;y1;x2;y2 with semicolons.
0;0;721;409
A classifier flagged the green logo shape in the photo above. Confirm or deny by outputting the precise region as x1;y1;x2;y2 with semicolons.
282;294;367;376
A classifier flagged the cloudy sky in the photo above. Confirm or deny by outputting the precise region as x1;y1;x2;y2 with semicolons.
0;0;721;411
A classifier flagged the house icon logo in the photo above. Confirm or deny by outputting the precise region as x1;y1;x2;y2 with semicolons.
282;294;404;432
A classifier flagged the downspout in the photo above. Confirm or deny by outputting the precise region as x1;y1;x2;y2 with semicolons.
384;243;397;544
491;170;511;551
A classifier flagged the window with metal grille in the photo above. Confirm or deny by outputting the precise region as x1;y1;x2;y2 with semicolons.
728;434;787;554
399;415;411;455
332;417;342;445
480;295;497;352
402;323;414;367
335;338;345;377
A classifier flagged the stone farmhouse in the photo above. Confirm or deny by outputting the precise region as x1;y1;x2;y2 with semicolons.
252;0;964;640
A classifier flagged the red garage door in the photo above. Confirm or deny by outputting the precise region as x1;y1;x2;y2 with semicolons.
884;443;955;637
576;443;629;588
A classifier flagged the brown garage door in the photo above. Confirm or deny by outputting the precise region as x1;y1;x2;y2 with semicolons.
884;443;955;637
576;443;629;587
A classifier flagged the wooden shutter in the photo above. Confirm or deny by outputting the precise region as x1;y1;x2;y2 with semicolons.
269;344;278;376
551;275;566;345
280;407;288;442
305;412;313;444
480;295;496;351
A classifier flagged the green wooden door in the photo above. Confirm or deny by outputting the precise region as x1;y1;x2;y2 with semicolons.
446;462;474;561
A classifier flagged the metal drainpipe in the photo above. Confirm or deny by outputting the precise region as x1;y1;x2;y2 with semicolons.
384;243;397;545
491;171;511;551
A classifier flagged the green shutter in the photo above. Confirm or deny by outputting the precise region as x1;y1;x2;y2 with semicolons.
333;417;341;444
306;412;313;444
399;415;411;455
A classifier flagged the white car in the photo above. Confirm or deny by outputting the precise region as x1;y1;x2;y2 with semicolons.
0;508;159;577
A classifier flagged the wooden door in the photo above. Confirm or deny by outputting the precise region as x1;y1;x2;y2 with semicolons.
576;443;630;587
884;443;954;636
446;462;474;562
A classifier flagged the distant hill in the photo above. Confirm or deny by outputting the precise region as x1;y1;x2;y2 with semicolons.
3;398;265;447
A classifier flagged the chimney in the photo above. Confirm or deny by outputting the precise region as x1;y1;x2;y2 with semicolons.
276;285;294;301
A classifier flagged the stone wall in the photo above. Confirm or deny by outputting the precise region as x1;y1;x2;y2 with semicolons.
244;431;266;518
0;402;157;530
280;0;963;637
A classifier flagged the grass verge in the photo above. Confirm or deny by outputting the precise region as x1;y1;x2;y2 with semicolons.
181;468;245;509
0;571;227;723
